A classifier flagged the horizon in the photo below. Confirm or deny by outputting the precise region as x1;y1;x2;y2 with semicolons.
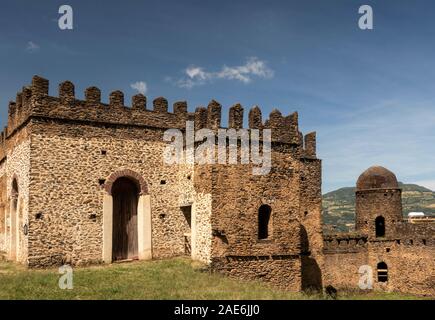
1;0;435;192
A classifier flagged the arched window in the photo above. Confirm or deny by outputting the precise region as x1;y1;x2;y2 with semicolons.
375;216;385;237
258;205;271;240
377;262;388;282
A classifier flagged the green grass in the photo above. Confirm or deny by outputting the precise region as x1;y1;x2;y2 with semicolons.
0;257;427;300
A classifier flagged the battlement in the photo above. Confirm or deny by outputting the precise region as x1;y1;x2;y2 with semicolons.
1;75;317;159
323;233;368;254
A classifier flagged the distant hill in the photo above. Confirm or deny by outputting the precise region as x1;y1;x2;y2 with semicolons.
323;182;435;233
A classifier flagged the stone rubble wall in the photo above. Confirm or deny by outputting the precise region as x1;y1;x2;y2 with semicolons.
192;192;212;263
27;120;195;266
5;139;31;263
0;163;6;251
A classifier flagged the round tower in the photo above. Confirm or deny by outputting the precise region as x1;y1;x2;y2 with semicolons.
355;166;402;238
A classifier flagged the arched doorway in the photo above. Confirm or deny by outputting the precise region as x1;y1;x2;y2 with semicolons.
112;177;139;261
375;216;385;237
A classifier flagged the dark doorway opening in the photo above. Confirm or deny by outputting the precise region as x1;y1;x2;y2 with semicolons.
375;216;385;237
112;177;139;261
258;205;271;240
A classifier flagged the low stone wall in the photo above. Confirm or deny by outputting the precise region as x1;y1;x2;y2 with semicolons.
212;255;302;291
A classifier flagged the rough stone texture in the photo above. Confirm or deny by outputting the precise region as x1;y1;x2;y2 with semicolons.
0;138;31;263
27;122;194;266
0;165;6;250
192;192;212;263
323;166;435;296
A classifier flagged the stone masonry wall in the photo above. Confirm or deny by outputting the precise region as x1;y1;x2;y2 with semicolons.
207;144;305;291
299;158;323;290
27;119;194;266
323;234;369;290
0;163;6;251
5;139;31;263
368;240;435;296
192;192;212;263
355;189;403;238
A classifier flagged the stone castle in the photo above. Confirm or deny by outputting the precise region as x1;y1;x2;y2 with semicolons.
0;76;433;296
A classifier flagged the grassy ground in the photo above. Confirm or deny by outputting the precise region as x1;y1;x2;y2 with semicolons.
0;257;427;300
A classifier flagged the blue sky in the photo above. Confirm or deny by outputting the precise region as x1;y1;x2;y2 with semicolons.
1;0;435;192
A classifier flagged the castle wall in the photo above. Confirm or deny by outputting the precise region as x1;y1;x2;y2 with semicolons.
4;138;31;263
367;240;435;296
323;225;435;296
355;189;403;238
192;192;212;263
323;234;368;290
27;119;194;266
207;145;305;291
299;157;323;290
0;163;6;251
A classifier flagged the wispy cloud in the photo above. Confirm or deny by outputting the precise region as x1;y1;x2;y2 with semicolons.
174;57;274;89
318;100;435;192
26;41;40;52
130;81;148;95
411;180;435;191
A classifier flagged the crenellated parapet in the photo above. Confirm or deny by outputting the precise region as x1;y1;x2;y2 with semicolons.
323;233;368;254
2;75;317;158
304;132;317;158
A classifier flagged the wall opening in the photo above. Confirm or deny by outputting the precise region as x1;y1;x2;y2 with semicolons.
258;205;272;240
375;216;385;237
112;177;139;261
10;178;19;260
377;262;388;282
181;205;192;255
181;206;192;228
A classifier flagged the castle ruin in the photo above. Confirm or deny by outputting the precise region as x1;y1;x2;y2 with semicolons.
0;76;433;296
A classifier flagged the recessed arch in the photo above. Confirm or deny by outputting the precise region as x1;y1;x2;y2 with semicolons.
103;169;148;195
102;169;151;263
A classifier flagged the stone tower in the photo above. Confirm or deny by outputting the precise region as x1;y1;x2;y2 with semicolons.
355;166;402;238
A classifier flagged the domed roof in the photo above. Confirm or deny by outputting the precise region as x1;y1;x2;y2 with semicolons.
356;166;399;190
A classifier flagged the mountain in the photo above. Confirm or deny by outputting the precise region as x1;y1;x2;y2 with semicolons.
322;182;435;233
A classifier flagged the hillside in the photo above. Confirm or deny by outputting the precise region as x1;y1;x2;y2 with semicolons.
323;182;435;233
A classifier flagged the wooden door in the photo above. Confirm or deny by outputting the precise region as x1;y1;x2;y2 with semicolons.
112;177;139;261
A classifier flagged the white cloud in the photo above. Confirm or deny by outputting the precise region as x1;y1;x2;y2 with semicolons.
318;100;435;192
411;180;435;191
175;57;274;89
130;81;148;94
26;41;40;52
